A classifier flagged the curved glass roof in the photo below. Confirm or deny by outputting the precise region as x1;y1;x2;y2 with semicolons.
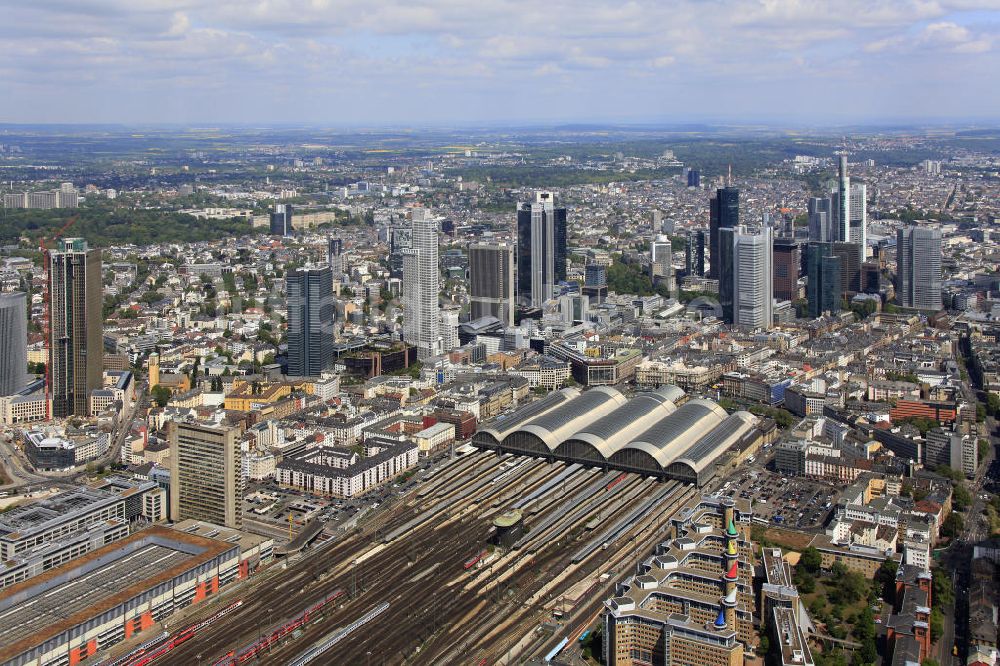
629;400;726;449
485;388;577;438
523;386;624;435
674;411;756;472
573;392;677;443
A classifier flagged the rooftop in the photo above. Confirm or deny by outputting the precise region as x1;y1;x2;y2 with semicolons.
0;526;236;663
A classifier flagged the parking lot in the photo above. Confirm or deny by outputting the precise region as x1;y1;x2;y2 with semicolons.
719;467;840;530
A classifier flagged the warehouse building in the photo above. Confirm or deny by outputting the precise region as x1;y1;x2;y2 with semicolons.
473;386;756;486
0;526;241;666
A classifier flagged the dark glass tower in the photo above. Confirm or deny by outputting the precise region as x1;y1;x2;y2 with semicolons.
709;187;739;279
832;242;862;294
269;204;293;236
48;238;102;417
772;239;800;302
806;242;841;318
286;266;334;377
685;230;706;277
516;192;567;307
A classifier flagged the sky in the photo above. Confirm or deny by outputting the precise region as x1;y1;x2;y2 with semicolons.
1;0;999;126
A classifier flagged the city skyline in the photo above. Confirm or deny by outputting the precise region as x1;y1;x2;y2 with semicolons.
2;1;999;125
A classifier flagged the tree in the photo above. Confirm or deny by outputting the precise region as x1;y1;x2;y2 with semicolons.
929;607;944;643
799;547;822;574
941;512;964;539
987;392;1000;417
979;439;991;465
932;567;954;607
953;483;972;512
876;558;899;600
151;384;172;408
856;636;877;666
795;571;816;593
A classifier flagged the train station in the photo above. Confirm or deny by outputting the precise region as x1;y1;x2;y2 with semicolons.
472;386;757;485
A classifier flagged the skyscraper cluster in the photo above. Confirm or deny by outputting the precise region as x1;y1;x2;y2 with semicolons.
809;156;866;263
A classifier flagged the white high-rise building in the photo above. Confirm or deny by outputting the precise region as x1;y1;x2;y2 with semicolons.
403;208;441;359
848;182;867;261
732;226;773;330
834;154;851;244
651;234;672;266
896;225;942;311
439;307;460;353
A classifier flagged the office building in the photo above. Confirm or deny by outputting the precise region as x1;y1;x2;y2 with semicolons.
269;203;293;236
583;263;609;305
48;238;102;418
772;240;800;302
517;191;567;307
327;237;344;277
807;197;833;243
686;230;706;277
896;225;942;311
687;169;701;188
403;208;441;359
0;526;243;666
3;189;78;210
0;292;27;396
732;226;773;329
718;227;736;323
848;183;867;260
168;420;243;529
832;242;862;295
388;226;412;278
806;242;841;318
651;234;672;267
862;262;882;294
286;266;334;377
603;496;755;666
709;187;739;279
439;306;460;353
833;155;851;244
469;243;515;326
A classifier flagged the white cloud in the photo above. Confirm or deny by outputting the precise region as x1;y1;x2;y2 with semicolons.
0;0;997;122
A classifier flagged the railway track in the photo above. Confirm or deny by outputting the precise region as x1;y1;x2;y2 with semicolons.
122;452;697;666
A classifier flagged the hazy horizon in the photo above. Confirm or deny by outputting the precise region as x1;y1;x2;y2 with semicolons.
2;0;999;126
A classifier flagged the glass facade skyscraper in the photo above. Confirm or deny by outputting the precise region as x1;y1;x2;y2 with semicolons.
806;242;841;318
709;187;739;279
469;243;515;326
516;191;567;307
896;225;942;311
286;266;334;377
48;238;102;417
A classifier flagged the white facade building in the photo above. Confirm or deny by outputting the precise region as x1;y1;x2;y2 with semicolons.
403;208;441;359
732;226;773;330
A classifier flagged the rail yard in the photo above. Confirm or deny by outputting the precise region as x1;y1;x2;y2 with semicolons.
110;449;697;666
